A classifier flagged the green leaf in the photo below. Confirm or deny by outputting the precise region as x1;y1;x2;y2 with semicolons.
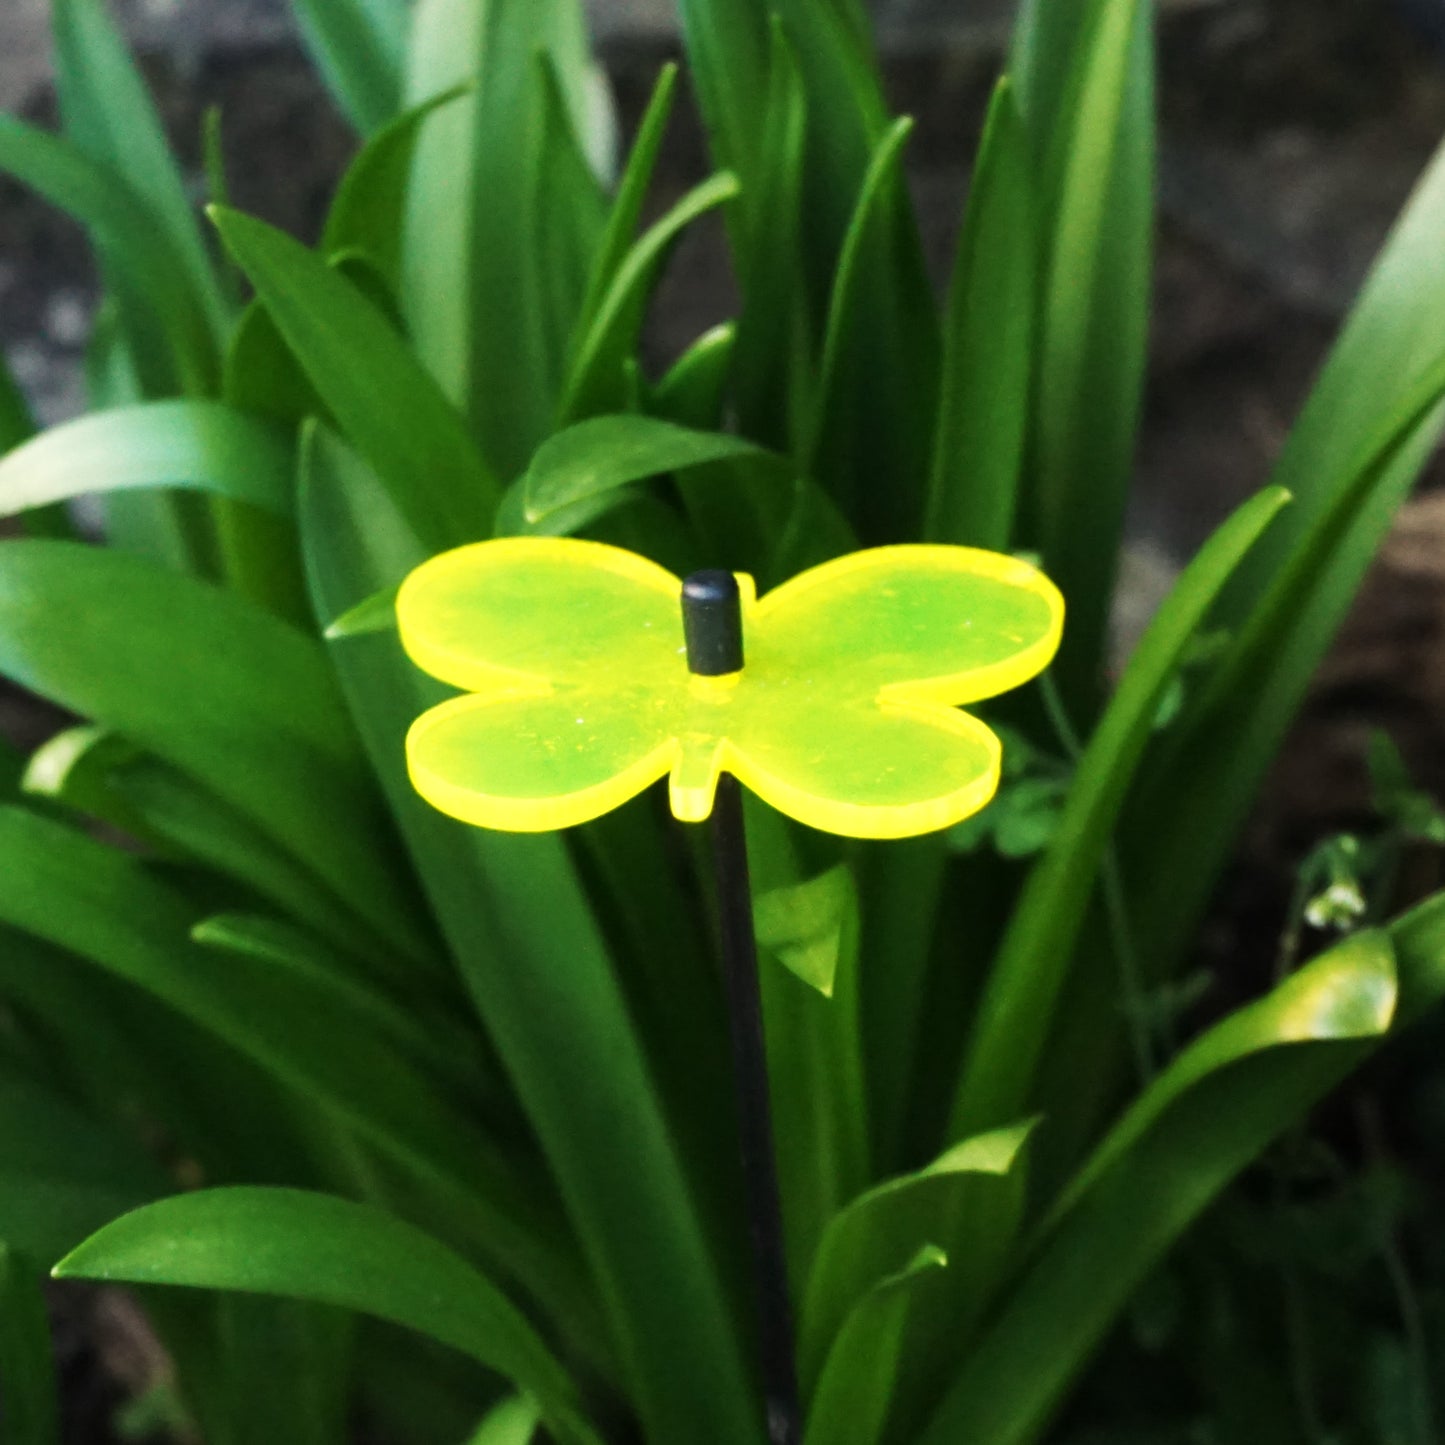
401;0;606;476
299;424;763;1445
210;1294;352;1445
0;923;309;1191
222;296;324;426
560;172;741;423
191;912;487;1101
1020;0;1154;709
1051;931;1396;1232
918;931;1402;1445
1127;344;1445;986
0;401;292;519
754;865;855;999
21;724;151;837
0;805;579;1312
798;1120;1035;1399
806;116;939;543
1224;133;1445;621
0;539;428;962
22;728;382;971
519;415;784;528
731;19;809;450
925;77;1035;551
0;348;36;453
576;64;679;340
802;1246;948;1445
321;84;469;287
652;323;738;431
670;0;770;188
52;0;226;342
532;55;610;391
323;583;399;639
1117;132;1445;998
806;116;911;467
109;759;391;969
210;205;496;548
290;0;407;135
0;118;216;395
494;483;645;541
56;1189;602;1445
765;0;899;286
466;1397;541;1445
954;487;1291;1137
0;1069;166;1266
0;1244;60;1445
852;834;950;1176
750;835;868;1296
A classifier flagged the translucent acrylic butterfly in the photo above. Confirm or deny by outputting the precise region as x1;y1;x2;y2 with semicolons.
397;537;1064;840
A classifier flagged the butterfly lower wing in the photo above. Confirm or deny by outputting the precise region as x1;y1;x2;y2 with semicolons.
750;545;1063;706
407;688;677;832
726;688;1001;839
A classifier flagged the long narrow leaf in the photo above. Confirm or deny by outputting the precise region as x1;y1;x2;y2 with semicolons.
1019;0;1154;711
1223;134;1445;617
290;0;407;136
0;540;430;965
211;206;496;547
756;864;869;1300
52;0;227;340
918;928;1415;1445
0;1069;167;1266
925;78;1035;552
560;172;741;424
798;1121;1034;1399
321;84;468;287
0;805;583;1320
576;64;679;338
0;1245;59;1445
191;913;489;1102
805;117;939;542
401;0;604;475
518;415;785;528
0;119;215;395
731;19;809;450
1126;351;1445;982
56;1189;602;1445
0;401;291;519
467;1397;541;1445
954;487;1291;1138
802;1247;948;1445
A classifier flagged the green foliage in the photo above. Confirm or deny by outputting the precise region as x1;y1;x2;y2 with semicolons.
1;2;1444;1443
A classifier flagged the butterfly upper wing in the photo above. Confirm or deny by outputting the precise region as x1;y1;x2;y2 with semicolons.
749;544;1063;706
397;537;687;831
722;546;1063;838
397;536;685;696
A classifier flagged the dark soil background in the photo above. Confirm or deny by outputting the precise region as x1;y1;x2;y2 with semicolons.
4;0;1445;1438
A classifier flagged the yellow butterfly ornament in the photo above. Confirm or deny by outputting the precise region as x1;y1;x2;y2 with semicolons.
398;533;1063;1445
396;537;1064;839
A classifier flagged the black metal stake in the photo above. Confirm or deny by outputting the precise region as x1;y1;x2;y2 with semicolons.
682;570;802;1445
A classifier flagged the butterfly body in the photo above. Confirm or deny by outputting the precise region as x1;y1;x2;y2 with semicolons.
398;537;1063;839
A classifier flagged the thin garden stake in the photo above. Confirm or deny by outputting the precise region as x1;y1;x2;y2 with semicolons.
682;569;803;1445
